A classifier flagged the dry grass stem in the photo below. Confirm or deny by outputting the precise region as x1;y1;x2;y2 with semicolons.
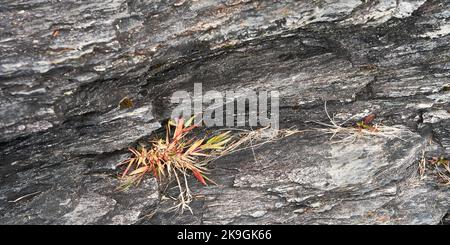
309;102;408;144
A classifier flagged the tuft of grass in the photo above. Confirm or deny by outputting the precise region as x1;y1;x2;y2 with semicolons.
428;156;450;185
418;145;450;185
117;118;303;214
117;101;428;213
309;102;407;143
117;116;232;213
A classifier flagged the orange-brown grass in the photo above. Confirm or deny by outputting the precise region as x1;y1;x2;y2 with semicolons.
117;116;232;213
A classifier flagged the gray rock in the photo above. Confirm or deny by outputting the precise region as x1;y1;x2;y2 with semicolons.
0;0;449;224
60;193;117;225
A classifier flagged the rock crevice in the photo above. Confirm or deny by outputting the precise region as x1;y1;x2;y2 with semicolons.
0;0;449;224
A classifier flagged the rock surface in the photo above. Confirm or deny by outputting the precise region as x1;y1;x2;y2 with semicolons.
0;0;449;224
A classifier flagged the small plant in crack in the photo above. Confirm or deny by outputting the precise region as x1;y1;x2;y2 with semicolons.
419;149;450;185
355;114;379;132
117;117;303;214
117;116;233;214
310;102;406;143
428;156;450;185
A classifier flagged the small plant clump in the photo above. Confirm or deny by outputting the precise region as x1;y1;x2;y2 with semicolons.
117;116;232;213
428;156;450;185
117;116;303;214
311;102;406;143
355;114;378;132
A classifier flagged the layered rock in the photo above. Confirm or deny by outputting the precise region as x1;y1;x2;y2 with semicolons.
0;0;449;224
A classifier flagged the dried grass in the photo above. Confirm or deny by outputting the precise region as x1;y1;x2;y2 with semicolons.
308;102;407;144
